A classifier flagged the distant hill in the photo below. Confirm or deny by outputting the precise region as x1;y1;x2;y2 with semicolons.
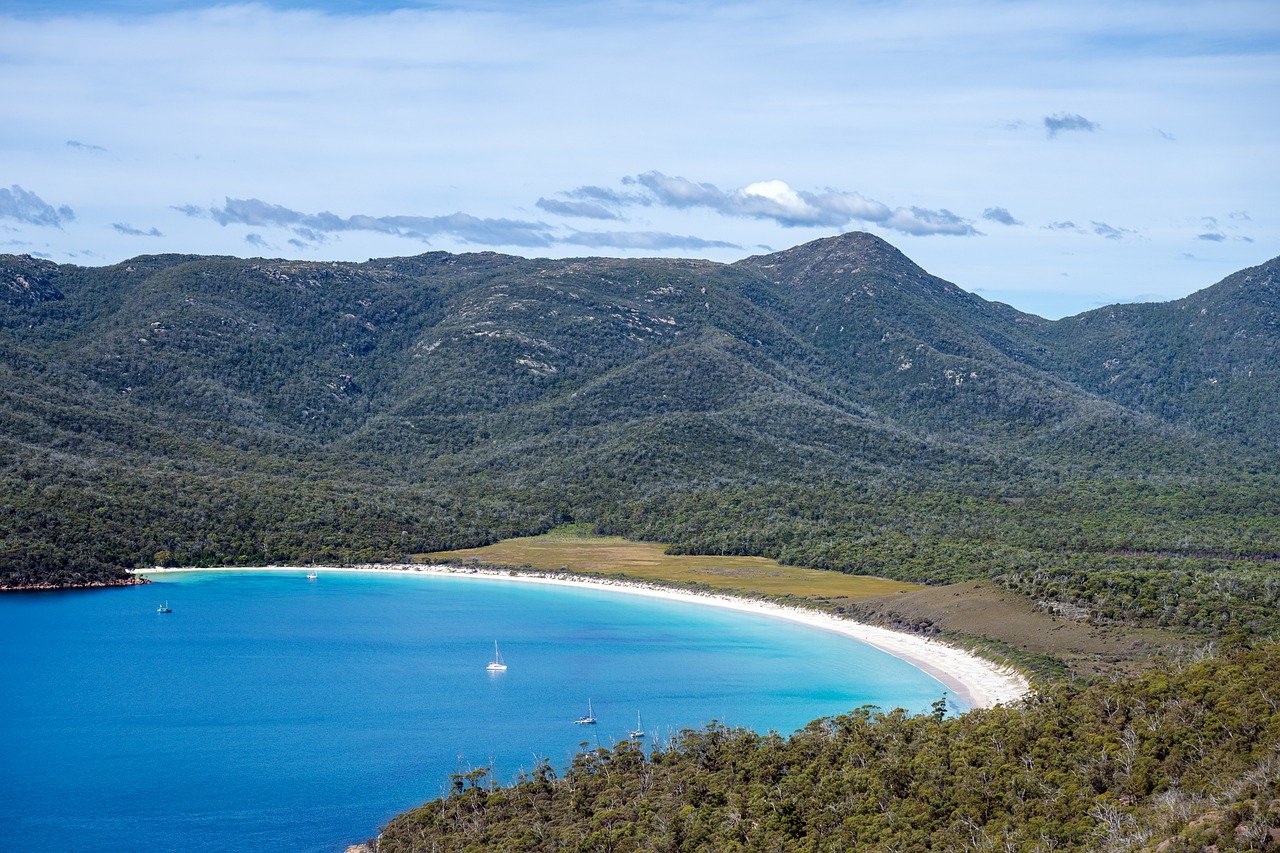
2;235;1278;634
1039;256;1280;455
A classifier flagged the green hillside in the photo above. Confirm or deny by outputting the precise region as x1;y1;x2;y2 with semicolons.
1;235;1277;638
1041;257;1280;452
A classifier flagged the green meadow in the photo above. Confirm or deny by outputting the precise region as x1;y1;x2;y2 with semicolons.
426;525;920;602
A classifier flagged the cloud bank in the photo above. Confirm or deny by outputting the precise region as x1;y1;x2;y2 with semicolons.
189;175;983;248
619;172;978;236
192;197;557;248
178;196;731;252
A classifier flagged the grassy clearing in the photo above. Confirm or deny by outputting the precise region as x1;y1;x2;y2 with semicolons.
425;526;919;602
426;526;1196;680
850;580;1195;680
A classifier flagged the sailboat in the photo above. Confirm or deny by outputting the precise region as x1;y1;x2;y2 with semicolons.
629;712;645;739
486;641;507;672
574;699;597;725
156;601;172;614
306;571;318;581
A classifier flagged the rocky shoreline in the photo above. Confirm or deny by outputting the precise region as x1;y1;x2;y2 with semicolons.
0;575;150;592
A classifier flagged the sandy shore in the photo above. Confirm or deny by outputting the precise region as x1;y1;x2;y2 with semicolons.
136;563;1031;710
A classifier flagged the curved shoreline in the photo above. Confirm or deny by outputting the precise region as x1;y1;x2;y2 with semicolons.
135;564;1031;710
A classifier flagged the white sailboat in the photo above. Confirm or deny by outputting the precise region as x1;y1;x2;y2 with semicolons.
629;712;645;739
156;601;172;614
306;571;318;581
574;699;597;725
486;641;508;672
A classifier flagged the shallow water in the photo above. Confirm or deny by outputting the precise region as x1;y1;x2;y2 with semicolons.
0;570;951;851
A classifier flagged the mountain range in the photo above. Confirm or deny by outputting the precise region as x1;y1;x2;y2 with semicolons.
2;233;1278;610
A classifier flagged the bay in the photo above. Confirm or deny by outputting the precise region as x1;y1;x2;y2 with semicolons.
0;570;951;851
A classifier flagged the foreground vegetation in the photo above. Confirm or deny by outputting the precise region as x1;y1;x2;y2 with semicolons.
381;641;1280;852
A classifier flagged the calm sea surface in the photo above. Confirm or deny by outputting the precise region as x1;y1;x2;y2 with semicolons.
0;570;951;851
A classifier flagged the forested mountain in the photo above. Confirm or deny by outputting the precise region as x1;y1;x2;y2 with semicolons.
2;235;1278;636
1040;256;1280;454
5;235;1271;468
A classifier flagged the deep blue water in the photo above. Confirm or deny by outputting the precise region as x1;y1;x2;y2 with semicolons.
0;570;951;851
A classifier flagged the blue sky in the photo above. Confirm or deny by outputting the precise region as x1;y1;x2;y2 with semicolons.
1;0;1276;318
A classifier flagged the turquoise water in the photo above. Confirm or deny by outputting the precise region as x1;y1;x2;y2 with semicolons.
0;570;951;851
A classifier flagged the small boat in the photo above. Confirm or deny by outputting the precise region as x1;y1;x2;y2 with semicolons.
156;601;172;614
306;572;318;581
629;712;645;739
575;699;597;725
486;641;507;672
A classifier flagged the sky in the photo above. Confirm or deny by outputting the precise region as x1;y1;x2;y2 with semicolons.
1;0;1277;318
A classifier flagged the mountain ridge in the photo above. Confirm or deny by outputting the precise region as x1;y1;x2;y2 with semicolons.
2;235;1273;465
4;231;1274;321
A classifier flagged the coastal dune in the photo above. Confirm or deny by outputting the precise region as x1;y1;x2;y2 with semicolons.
139;563;1031;709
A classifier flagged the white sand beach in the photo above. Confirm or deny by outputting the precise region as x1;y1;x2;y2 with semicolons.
136;564;1031;710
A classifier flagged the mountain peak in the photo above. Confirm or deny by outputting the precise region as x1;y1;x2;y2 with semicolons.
793;230;908;259
736;231;921;278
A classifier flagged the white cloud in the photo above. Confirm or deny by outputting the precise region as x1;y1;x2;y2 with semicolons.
1043;113;1099;138
739;180;813;219
1091;220;1137;240
560;230;739;250
111;222;163;237
885;207;977;237
982;207;1023;226
535;198;621;220
244;232;273;250
0;185;74;227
